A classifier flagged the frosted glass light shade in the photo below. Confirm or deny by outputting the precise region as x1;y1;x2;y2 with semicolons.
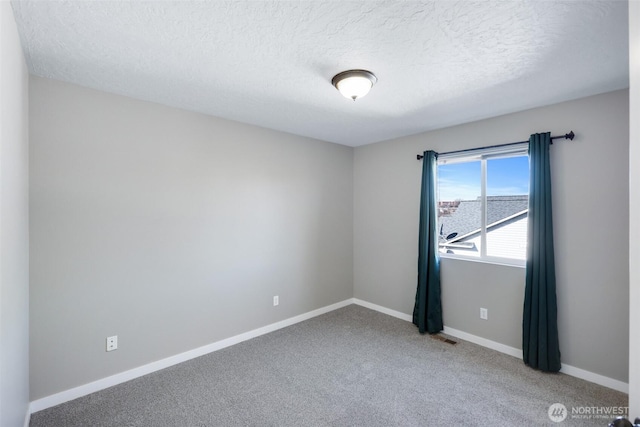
332;70;377;101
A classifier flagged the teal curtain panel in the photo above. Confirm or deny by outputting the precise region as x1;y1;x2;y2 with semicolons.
413;150;443;334
523;132;561;372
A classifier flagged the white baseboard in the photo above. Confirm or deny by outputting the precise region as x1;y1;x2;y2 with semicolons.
29;297;630;415
561;363;629;394
355;299;629;394
443;326;629;393
29;298;354;413
352;298;412;322
443;326;523;358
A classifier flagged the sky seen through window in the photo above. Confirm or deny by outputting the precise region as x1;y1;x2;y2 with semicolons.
438;156;529;201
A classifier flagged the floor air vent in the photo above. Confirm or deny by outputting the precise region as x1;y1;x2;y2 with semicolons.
432;334;457;345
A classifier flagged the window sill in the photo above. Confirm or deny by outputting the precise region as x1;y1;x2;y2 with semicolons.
439;253;526;269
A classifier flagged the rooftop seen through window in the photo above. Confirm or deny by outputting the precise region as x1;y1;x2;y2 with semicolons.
437;151;529;264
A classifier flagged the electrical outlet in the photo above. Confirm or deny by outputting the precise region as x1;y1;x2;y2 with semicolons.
106;335;118;352
480;308;488;320
273;295;279;306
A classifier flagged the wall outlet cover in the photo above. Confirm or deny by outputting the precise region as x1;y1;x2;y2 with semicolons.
106;335;118;351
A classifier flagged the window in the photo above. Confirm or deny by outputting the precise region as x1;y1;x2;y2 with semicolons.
437;145;529;265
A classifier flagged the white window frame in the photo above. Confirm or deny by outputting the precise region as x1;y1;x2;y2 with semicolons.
437;143;529;268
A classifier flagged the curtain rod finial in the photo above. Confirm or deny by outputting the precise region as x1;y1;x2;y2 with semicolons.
417;154;424;160
566;131;575;140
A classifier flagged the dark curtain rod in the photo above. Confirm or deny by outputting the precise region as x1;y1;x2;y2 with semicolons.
416;131;575;160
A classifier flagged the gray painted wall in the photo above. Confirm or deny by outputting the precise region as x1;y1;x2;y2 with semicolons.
29;77;354;399
0;2;30;426
23;58;635;406
629;0;639;415
354;90;629;382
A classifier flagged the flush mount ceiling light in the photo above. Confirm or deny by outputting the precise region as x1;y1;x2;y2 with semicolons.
331;69;377;101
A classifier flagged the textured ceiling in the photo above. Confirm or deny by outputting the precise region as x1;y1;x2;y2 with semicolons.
11;1;629;147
